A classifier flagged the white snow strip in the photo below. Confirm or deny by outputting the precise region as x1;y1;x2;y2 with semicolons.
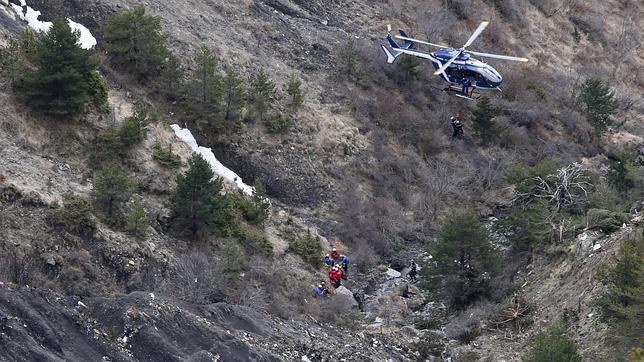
67;19;97;49
170;124;255;196
9;1;97;49
24;6;51;32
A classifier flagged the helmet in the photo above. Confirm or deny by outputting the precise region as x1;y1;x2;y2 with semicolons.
318;284;323;288
325;254;330;257
332;247;337;251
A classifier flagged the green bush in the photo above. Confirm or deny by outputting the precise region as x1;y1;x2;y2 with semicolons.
423;208;499;307
497;200;556;251
505;158;561;191
0;29;38;87
595;232;643;356
524;321;581;362
228;180;270;225
221;239;246;274
152;140;181;167
236;224;273;257
586;209;629;233
23;19;100;117
291;229;322;266
337;40;363;83
88;70;110;113
607;150;637;193
286;74;305;112
119;107;149;148
92;163;135;223
472;96;503;144
526;80;547;100
125;201;149;239
574;77;618;135
264;113;291;134
248;69;277;122
170;155;228;240
51;194;96;235
104;6;170;79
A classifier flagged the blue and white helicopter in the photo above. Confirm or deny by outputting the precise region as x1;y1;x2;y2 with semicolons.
381;21;528;99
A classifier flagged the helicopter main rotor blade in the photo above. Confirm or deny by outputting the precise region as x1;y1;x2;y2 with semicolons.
394;35;449;49
463;21;489;48
465;50;528;62
433;52;460;75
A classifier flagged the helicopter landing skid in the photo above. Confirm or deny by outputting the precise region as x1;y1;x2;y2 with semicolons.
443;85;480;100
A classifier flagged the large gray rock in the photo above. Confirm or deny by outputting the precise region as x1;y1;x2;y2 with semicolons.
334;286;358;309
384;268;401;279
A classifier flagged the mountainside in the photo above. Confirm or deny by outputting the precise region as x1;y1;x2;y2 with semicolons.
1;0;642;361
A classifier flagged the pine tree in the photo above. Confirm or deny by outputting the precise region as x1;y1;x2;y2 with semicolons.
170;154;226;240
471;96;502;144
0;29;38;87
575;77;618;134
104;6;169;79
248;69;277;122
126;201;149;239
286;74;305;112
156;53;184;100
185;47;222;125
92;163;134;220
221;68;246;125
524;322;581;362
396;55;423;82
424;208;499;307
24;19;99;117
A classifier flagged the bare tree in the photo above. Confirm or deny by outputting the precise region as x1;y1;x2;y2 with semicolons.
167;251;223;304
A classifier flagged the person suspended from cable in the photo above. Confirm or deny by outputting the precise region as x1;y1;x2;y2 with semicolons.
408;260;417;282
450;112;464;139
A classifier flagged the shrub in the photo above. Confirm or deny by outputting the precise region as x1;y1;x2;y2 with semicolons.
595;232;643;356
505;158;561;191
23;19;100;117
607;150;637;193
221;239;246;274
574;77;618;135
0;29;38;87
286;74;305;112
395;55;423;82
236;225;273;257
170;154;227;240
104;6;170;79
586;209;629;233
248;69;277;122
497;200;557;251
524;321;581;362
51;194;96;235
125;201;149;239
92;163;135;222
526;80;547;101
119;106;150;148
221;68;246;125
168;251;224;303
423;208;500;307
472;96;503;144
337;40;363;83
88;70;110;113
264;112;291;134
291;230;322;267
152;140;181;167
185;46;222;126
228;179;270;225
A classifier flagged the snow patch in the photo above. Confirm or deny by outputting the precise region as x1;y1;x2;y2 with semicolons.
10;1;97;49
67;19;97;49
170;124;255;196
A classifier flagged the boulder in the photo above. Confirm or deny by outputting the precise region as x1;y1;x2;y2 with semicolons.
384;268;401;279
334;286;358;309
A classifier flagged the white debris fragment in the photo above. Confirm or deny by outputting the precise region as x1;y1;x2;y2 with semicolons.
77;301;88;309
171;124;255;195
592;244;602;251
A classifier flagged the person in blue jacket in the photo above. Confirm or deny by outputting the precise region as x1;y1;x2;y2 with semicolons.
314;282;329;297
323;254;334;267
340;254;349;276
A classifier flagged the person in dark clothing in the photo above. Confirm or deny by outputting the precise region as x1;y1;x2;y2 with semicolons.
408;260;417;282
450;112;464;139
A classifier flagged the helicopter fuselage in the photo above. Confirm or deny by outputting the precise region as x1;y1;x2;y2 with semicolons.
431;49;503;89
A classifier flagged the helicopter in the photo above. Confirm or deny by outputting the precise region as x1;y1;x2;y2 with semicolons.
381;21;529;99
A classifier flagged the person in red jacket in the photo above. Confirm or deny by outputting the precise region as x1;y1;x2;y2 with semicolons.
329;265;344;288
330;247;340;260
